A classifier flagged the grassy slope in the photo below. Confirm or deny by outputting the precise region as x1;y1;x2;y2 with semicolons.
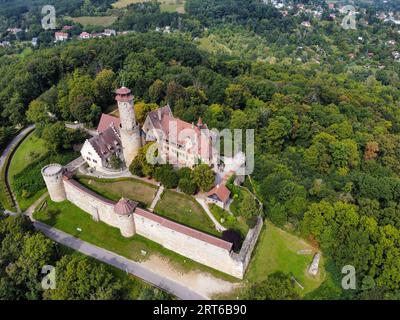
65;16;118;27
154;189;220;236
112;0;185;13
8;133;48;184
218;220;325;299
8;132;48;211
77;176;157;207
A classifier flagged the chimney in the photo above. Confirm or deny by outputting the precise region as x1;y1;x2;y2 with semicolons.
158;110;162;121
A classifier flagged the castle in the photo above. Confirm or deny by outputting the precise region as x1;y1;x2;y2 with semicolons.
80;87;219;172
40;86;261;279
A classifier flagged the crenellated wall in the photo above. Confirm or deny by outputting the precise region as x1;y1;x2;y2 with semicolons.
43;168;262;279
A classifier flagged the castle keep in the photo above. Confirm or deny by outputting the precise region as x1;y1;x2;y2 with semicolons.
41;164;262;279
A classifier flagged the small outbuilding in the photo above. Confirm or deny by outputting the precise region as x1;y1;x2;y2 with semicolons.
205;184;231;209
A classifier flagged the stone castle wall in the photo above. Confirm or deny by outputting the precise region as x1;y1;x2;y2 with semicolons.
63;178;123;231
133;208;245;278
51;175;261;279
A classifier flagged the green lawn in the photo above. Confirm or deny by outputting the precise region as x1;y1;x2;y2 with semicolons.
155;190;220;236
218;220;325;299
247;221;324;294
34;198;236;281
76;176;157;207
8;133;48;184
65;15;118;27
8;132;49;211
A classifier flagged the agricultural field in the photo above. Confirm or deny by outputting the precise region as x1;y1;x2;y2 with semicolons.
65;15;118;27
112;0;185;13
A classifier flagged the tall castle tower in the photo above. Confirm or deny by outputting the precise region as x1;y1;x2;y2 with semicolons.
115;87;142;166
41;164;66;202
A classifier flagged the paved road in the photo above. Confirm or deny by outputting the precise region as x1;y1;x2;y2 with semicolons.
34;220;207;300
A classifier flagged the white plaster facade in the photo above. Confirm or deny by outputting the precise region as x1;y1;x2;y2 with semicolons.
80;140;103;170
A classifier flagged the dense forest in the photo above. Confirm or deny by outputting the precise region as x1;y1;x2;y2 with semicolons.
0;0;400;300
0;213;170;299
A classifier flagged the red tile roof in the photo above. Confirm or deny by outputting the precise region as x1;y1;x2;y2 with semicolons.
88;126;121;161
114;198;138;215
115;86;131;95
147;105;214;156
206;184;231;204
97;113;121;133
134;207;233;251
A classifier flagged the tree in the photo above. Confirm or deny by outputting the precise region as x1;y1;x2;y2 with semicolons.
364;141;379;161
26;99;51;126
245;272;300;300
238;192;259;218
45;255;124;300
93;69;116;108
224;84;250;109
178;178;197;195
149;79;165;103
68;72;95;123
109;155;122;170
193;164;215;192
264;116;292;152
154;164;178;189
129;143;157;178
41;122;71;153
134;102;159;125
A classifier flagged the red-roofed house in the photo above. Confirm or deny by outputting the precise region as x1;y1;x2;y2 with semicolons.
97;113;121;133
79;32;91;40
55;32;69;42
205;184;231;209
80;124;123;171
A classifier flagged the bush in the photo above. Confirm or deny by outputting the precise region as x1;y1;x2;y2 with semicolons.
154;164;178;189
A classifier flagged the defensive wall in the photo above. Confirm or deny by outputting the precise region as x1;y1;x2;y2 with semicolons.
41;164;263;279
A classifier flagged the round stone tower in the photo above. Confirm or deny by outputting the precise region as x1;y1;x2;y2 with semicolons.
41;164;66;202
115;87;142;167
114;198;137;237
